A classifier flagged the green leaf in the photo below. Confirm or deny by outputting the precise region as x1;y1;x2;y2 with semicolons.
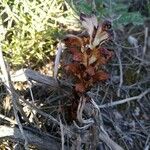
114;12;144;28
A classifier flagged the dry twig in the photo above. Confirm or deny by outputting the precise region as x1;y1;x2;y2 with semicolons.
115;46;123;97
0;113;17;124
99;89;150;108
59;115;65;150
54;41;63;79
0;44;29;149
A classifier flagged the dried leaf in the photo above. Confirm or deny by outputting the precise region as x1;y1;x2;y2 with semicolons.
80;13;98;41
91;20;112;48
80;15;112;48
81;36;90;46
92;30;109;47
75;83;86;93
82;72;91;81
82;51;89;67
64;34;83;48
85;66;95;76
99;48;113;62
89;48;100;65
97;56;107;65
72;52;83;62
93;71;109;82
64;64;80;75
99;47;109;55
70;47;78;54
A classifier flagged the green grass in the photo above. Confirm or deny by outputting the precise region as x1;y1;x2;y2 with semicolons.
0;0;78;69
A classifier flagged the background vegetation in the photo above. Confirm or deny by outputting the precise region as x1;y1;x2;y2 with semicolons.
1;0;149;69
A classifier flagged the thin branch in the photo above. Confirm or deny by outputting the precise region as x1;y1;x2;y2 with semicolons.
90;98;103;126
27;80;35;103
76;134;82;150
17;93;74;135
90;99;124;150
99;89;150;108
0;68;72;87
144;134;150;150
99;131;124;150
137;26;149;74
0;78;74;136
54;41;63;79
115;47;123;97
0;113;17;124
0;44;29;149
59;115;65;150
73;121;93;130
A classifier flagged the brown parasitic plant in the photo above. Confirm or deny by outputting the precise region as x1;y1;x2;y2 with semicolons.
63;13;113;94
57;13;114;124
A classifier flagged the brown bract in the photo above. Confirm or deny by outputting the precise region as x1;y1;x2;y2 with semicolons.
63;14;113;94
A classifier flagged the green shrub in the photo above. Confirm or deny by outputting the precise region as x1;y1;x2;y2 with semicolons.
0;0;76;69
68;0;144;27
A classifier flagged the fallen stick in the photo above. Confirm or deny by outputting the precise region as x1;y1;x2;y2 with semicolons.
0;68;72;88
99;89;150;108
0;114;17;124
0;44;29;149
0;125;61;150
99;131;124;150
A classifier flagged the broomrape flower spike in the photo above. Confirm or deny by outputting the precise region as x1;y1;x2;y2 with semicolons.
63;13;113;94
80;13;113;49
